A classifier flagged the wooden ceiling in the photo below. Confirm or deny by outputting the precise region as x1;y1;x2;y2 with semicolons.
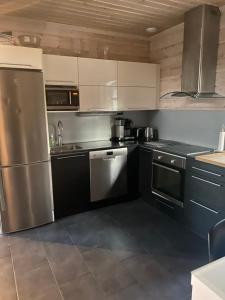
1;0;225;37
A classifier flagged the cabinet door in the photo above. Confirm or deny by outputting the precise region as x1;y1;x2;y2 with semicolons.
184;165;225;239
51;153;90;219
79;85;117;112
127;145;139;198
118;61;158;87
43;54;78;85
0;45;42;69
78;58;117;86
139;148;152;196
118;87;157;110
185;198;222;239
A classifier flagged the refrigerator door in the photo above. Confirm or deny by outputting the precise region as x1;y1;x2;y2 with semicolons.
0;161;54;233
0;69;49;167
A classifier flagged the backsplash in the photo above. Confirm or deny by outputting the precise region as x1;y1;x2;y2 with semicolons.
47;111;149;143
149;110;225;148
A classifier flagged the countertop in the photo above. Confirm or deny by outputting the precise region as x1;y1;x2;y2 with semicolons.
50;139;213;157
50;140;140;156
192;257;225;300
195;152;225;168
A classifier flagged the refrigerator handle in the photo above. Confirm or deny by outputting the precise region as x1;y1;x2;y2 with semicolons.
0;176;6;211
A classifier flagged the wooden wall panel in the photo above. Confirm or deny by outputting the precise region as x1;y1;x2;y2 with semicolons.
149;5;225;110
0;16;150;62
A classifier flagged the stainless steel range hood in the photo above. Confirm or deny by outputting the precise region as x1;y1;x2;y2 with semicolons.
161;5;223;99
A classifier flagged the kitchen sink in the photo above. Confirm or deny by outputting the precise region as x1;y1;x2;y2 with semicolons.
51;144;82;152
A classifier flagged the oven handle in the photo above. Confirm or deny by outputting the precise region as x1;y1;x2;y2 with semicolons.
153;162;180;174
152;190;184;208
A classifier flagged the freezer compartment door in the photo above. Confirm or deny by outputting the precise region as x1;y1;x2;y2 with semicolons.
0;69;49;166
0;161;54;233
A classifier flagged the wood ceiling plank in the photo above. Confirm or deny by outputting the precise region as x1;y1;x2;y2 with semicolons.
1;0;225;37
39;0;169;23
46;0;172;19
12;11;152;35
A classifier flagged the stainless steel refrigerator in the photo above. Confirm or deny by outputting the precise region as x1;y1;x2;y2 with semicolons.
0;68;54;233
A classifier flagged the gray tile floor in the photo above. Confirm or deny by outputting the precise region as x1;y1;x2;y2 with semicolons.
0;199;208;300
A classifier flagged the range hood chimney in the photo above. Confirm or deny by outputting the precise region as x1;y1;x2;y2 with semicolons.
161;5;223;99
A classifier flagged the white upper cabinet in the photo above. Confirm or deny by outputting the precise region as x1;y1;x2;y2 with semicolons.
79;86;117;112
118;61;158;87
117;61;159;110
118;87;157;111
78;58;117;86
0;45;42;70
43;54;78;85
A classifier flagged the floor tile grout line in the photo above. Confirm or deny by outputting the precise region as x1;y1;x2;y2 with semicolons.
45;255;65;300
9;244;20;300
64;222;109;298
63;213;148;298
36;230;65;300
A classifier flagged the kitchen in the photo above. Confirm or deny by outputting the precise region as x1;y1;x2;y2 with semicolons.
1;1;225;300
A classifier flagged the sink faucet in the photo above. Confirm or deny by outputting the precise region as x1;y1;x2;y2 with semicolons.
48;123;57;148
57;120;63;146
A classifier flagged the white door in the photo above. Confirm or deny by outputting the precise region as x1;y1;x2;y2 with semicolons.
43;54;78;85
78;58;117;86
118;61;159;87
118;87;158;111
79;86;117;112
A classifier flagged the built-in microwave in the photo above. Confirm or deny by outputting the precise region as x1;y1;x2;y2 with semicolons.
46;85;79;111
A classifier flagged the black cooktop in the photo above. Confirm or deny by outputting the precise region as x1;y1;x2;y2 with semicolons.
146;140;213;157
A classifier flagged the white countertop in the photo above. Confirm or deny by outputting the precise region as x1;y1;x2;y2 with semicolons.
192;257;225;300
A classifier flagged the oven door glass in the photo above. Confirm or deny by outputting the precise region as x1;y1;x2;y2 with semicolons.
152;162;182;201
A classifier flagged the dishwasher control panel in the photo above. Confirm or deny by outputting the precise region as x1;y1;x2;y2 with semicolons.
89;147;128;160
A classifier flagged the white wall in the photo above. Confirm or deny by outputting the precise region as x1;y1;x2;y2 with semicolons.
48;111;150;143
149;110;225;148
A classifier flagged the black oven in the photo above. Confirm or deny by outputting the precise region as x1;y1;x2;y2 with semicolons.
152;150;186;208
46;85;79;111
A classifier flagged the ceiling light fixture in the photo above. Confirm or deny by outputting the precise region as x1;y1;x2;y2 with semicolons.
145;27;158;33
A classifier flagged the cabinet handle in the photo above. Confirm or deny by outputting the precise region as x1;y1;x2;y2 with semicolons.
57;154;85;160
126;107;151;110
0;63;34;68
46;80;75;83
69;91;72;105
190;200;219;214
88;108;107;111
192;166;222;177
153;162;180;173
191;175;222;187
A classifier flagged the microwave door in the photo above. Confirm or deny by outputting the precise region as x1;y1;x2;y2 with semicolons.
46;89;70;106
46;86;79;111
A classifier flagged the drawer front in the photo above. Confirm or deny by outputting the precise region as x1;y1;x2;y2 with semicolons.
188;158;225;183
185;173;225;213
185;198;223;239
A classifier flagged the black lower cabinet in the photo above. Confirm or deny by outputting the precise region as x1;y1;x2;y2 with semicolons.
51;152;90;219
139;147;152;201
184;158;225;239
127;145;139;198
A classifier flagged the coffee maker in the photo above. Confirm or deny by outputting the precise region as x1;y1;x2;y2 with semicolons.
114;118;125;141
112;118;134;141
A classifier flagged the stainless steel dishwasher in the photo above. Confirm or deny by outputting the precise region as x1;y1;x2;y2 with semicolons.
89;148;128;202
